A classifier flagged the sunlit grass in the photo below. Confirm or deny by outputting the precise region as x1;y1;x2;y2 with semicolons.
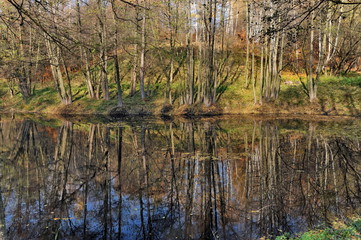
275;218;361;240
0;70;360;116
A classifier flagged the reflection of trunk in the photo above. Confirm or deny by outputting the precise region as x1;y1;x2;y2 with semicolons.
330;142;339;210
117;127;123;239
168;123;180;219
102;127;110;239
82;174;89;239
184;124;196;239
136;148;146;239
3;118;361;239
203;123;218;239
0;188;6;240
133;126;150;239
256;122;287;236
142;126;153;237
307;123;316;194
216;159;227;238
8;121;32;161
83;124;96;237
54;122;73;202
46;121;73;237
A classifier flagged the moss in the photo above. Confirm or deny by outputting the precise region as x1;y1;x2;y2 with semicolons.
275;218;361;240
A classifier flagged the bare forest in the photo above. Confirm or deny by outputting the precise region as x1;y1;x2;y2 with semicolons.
0;0;360;115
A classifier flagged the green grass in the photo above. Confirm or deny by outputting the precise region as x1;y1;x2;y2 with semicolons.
276;218;361;240
0;65;360;116
323;75;361;87
276;74;361;115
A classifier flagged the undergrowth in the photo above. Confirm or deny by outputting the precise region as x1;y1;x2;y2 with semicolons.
275;218;361;240
0;71;360;116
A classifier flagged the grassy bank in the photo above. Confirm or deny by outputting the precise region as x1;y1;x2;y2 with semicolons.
0;72;360;117
274;218;361;240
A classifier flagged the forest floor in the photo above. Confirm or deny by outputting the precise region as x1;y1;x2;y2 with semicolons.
0;72;360;117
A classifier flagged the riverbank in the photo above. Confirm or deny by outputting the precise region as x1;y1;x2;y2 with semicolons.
274;217;361;240
1;74;360;117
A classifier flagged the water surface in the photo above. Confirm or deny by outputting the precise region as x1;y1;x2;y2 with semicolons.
0;115;360;239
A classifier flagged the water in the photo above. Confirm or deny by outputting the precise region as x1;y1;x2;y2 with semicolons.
0;114;360;239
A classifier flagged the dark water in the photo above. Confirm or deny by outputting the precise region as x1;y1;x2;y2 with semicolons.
0;115;360;240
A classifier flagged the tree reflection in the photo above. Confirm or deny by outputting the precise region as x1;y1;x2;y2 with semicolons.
0;117;359;239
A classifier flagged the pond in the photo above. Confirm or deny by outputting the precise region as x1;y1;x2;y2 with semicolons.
0;114;360;239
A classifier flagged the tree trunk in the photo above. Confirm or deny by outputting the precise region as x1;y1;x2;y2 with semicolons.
139;1;147;100
131;42;138;97
114;55;123;107
45;35;71;105
204;0;217;107
251;38;257;104
98;0;109;100
259;44;264;105
18;24;31;99
76;0;95;98
245;1;250;89
309;3;316;102
186;0;194;105
111;2;123;107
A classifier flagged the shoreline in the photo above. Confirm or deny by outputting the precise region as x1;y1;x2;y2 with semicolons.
1;74;360;120
1;107;359;121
